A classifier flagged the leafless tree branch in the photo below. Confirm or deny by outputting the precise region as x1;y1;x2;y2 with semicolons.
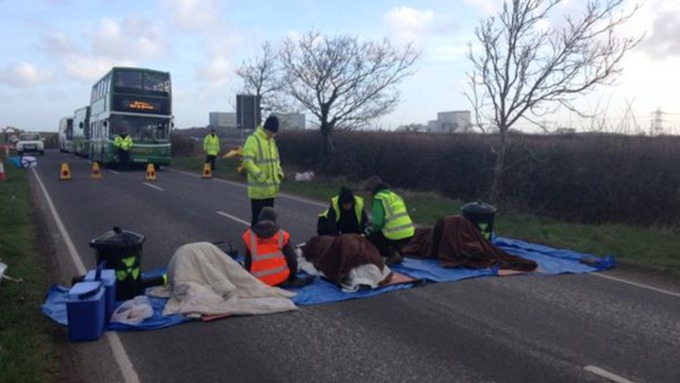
466;0;642;201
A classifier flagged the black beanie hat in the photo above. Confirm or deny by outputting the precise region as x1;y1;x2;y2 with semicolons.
258;206;278;223
338;187;354;205
263;115;279;133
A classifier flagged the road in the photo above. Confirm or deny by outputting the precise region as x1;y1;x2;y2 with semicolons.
30;150;680;383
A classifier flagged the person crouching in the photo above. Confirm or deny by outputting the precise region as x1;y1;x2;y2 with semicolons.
242;207;298;287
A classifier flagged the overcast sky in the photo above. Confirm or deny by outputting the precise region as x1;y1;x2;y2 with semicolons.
1;0;679;133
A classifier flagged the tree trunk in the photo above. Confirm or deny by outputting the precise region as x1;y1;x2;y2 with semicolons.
319;125;332;171
489;131;508;203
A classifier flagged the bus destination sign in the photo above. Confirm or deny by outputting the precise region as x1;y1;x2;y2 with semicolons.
128;100;157;110
114;96;169;114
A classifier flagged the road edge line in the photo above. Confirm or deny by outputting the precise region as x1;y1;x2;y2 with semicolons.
584;365;635;383
31;168;141;383
592;272;680;298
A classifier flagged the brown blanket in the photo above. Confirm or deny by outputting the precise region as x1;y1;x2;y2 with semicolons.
402;215;538;271
303;234;386;283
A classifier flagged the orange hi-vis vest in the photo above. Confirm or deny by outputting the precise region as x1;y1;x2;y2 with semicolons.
243;229;291;286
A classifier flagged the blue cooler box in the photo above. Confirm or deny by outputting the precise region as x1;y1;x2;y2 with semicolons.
66;281;105;342
85;269;117;321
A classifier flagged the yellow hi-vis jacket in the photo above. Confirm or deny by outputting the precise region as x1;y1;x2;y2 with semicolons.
242;229;291;286
114;135;133;151
374;190;415;240
242;127;283;199
319;195;365;223
203;134;220;156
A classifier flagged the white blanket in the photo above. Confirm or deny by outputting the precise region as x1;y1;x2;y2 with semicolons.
158;242;297;317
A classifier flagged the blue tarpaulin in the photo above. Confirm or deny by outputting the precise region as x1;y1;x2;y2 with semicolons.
41;237;615;331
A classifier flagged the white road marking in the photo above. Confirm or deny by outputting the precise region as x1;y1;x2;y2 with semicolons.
166;167;326;207
143;182;164;191
31;168;141;383
584;365;636;383
592;273;680;298
110;170;120;176
216;210;250;226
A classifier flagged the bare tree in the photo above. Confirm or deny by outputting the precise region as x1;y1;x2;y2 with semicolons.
466;0;641;202
280;31;420;163
236;42;289;115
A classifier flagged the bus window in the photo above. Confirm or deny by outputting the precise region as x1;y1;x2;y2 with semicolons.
143;72;170;93
114;71;142;90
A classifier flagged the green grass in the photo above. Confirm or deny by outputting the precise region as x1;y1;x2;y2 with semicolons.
172;154;680;276
0;159;59;382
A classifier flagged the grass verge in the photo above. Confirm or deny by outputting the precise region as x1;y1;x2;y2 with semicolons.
172;155;680;276
0;159;58;382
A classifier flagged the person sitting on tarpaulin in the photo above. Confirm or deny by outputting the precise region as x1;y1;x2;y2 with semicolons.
317;187;370;236
242;207;312;288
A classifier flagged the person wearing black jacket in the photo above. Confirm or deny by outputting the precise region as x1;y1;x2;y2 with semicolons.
317;187;370;236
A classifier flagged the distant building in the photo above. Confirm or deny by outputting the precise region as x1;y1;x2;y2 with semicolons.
209;112;236;128
209;111;305;130
278;113;306;130
428;111;472;134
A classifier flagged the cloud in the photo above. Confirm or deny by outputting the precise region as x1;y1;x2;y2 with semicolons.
0;62;55;88
641;8;680;59
87;17;169;60
384;6;435;44
159;0;238;86
461;0;500;15
37;31;78;56
34;17;168;82
63;56;137;81
196;55;235;87
159;0;223;33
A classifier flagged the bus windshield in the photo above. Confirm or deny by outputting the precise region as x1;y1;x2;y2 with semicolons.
113;70;171;94
109;115;171;142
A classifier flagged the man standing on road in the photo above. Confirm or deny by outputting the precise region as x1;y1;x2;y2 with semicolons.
203;128;220;171
114;130;133;170
242;115;284;226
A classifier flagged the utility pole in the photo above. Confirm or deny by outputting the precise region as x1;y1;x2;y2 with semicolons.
650;108;665;136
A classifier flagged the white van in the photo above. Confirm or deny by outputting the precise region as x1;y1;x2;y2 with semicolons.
58;116;74;153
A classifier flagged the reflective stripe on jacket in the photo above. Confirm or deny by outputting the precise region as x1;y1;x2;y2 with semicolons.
242;127;282;199
242;228;290;286
114;135;133;150
319;195;364;223
203;134;220;155
374;190;415;240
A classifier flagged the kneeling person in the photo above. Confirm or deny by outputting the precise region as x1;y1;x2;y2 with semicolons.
363;175;415;265
317;187;369;236
242;207;298;287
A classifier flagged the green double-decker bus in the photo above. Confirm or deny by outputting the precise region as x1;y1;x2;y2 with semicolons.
88;67;173;168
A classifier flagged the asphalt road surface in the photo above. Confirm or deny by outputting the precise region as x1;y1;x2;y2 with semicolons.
29;150;680;383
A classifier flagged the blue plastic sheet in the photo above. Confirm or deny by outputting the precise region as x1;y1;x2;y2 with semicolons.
42;237;615;330
8;156;37;168
494;237;616;273
290;275;416;306
41;285;191;331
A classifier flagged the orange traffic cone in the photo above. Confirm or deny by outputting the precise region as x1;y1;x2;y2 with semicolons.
145;163;156;181
0;162;6;181
91;161;103;180
201;162;212;179
59;163;71;181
